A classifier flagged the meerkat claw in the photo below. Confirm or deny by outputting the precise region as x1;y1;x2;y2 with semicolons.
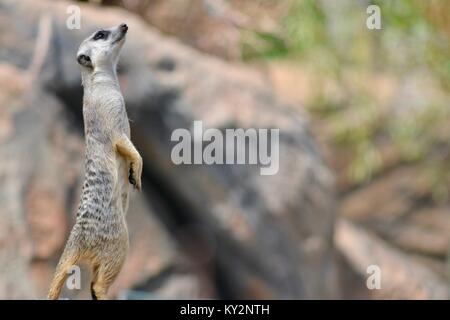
129;167;137;187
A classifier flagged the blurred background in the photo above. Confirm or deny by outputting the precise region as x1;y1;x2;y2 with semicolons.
0;0;449;299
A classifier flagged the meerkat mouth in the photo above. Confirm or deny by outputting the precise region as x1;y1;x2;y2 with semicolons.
112;23;128;45
112;33;126;45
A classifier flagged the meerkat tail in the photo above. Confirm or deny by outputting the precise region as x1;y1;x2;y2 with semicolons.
47;249;80;300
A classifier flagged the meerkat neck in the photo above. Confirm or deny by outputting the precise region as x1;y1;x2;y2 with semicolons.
81;66;119;92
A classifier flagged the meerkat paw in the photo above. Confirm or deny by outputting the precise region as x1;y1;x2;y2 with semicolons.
128;167;138;189
129;158;142;191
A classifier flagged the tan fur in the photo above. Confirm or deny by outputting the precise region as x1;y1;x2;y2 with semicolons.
48;24;142;300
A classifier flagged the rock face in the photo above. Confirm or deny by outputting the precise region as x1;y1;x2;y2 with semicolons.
0;64;57;299
0;0;337;299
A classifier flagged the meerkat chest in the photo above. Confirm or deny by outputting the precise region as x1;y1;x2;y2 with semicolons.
83;96;129;137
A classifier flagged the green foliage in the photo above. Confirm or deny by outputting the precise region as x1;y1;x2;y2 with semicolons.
240;0;450;200
241;30;289;60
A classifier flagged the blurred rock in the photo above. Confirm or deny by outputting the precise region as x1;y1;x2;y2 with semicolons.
102;0;250;60
0;0;337;299
335;219;448;299
0;63;81;299
0;64;35;299
340;165;450;261
381;206;450;258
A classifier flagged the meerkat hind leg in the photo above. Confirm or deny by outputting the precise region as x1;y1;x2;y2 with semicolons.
90;263;100;300
90;261;123;300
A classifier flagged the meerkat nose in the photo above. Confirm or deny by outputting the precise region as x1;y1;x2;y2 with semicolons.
120;23;128;33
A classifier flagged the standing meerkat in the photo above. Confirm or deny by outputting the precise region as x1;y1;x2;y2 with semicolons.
47;23;142;300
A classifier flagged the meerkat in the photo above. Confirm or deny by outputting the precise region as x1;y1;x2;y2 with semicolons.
47;23;142;300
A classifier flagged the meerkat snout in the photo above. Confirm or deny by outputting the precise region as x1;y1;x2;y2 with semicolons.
77;23;129;70
119;23;128;33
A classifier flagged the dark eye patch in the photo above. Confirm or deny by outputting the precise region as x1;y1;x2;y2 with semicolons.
93;30;109;41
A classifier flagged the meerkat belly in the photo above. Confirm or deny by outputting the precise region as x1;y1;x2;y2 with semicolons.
75;149;128;248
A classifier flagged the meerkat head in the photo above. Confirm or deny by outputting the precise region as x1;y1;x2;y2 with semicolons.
77;23;128;72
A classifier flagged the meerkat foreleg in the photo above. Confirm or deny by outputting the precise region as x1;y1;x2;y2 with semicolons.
115;135;142;191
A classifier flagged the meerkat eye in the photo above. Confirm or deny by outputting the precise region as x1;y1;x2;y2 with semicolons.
93;31;108;41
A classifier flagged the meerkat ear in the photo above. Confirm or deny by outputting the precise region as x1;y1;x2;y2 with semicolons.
77;53;93;68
